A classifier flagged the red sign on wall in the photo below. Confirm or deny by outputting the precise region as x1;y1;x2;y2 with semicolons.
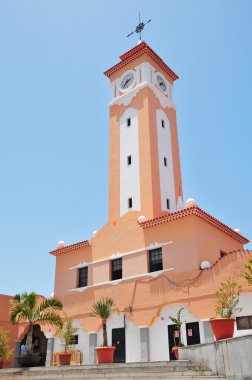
188;329;193;336
174;330;180;338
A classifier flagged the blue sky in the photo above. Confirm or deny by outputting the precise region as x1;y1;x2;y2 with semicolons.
0;0;251;297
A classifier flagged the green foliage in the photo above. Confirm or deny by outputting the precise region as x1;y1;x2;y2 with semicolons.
169;307;184;347
59;318;78;352
169;307;184;329
0;329;12;359
243;260;252;285
10;292;63;327
214;278;242;318
91;297;115;320
91;297;115;347
9;291;63;353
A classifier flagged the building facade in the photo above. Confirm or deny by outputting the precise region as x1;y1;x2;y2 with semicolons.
46;42;252;363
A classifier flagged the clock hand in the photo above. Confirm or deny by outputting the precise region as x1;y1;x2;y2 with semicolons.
124;78;131;86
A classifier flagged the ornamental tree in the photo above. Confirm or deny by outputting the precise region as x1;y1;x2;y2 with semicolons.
10;291;63;354
214;278;242;318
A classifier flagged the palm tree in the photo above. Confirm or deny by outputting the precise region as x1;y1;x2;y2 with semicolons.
10;291;63;354
91;297;115;347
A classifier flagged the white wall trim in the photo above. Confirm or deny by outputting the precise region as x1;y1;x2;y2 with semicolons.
68;267;174;293
156;109;176;212
120;108;141;216
69;241;173;270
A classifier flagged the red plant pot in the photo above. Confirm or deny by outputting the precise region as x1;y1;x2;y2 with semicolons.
95;347;115;364
209;318;235;340
172;347;179;360
58;352;72;366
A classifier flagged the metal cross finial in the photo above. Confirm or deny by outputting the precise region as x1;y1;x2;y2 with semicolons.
127;13;151;42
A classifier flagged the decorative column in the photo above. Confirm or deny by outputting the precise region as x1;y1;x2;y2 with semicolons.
45;337;55;367
13;340;21;368
88;333;97;364
140;328;150;362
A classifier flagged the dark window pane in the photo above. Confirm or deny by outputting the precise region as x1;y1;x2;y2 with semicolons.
236;316;249;330
78;267;88;288
149;248;163;272
127;118;131;127
248;316;252;328
111;258;122;281
161;119;165;128
127;155;132;165
128;198;132;208
166;199;170;210
164;157;167;166
72;335;78;344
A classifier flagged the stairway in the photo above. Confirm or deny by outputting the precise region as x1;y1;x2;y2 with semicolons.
0;361;226;380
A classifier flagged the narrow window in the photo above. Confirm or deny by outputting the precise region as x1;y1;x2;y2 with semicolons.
166;198;170;210
127;118;131;127
78;267;88;288
161;119;165;128
164;157;167;166
72;335;79;344
236;316;252;330
149;248;163;273
128;197;132;208
111;258;122;281
127;155;132;165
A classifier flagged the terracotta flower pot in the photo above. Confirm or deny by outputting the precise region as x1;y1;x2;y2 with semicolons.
95;347;115;364
58;352;72;366
209;318;235;340
172;347;179;360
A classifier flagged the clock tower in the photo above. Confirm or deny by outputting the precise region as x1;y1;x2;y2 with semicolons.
104;42;184;222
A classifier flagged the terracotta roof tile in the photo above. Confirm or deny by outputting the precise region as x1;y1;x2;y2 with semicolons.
49;240;90;256
138;206;249;245
104;41;179;81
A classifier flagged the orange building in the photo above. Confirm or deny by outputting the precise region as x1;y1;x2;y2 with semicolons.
0;294;18;368
46;41;252;363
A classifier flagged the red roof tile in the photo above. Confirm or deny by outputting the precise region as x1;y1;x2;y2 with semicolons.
104;41;179;81
138;206;249;245
49;240;90;256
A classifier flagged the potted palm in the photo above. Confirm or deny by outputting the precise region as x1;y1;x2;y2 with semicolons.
209;278;242;340
91;297;115;364
169;307;184;360
58;317;78;365
10;291;63;367
0;329;12;369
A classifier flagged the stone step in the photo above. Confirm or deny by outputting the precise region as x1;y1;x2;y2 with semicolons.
0;362;226;380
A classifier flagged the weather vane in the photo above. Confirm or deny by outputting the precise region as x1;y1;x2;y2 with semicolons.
127;13;151;42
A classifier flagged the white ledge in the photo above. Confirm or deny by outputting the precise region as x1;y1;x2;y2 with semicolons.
69;241;173;270
109;82;176;110
68;267;174;293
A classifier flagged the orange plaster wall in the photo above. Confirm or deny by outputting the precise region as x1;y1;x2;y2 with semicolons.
92;261;110;284
92;213;145;262
123;251;148;278
54;212;245;296
0;294;18;368
163;239;198;273
56;250;252;332
194;216;243;264
54;246;92;295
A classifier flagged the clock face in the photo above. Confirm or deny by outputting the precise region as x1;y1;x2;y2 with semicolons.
156;74;167;93
120;72;135;90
